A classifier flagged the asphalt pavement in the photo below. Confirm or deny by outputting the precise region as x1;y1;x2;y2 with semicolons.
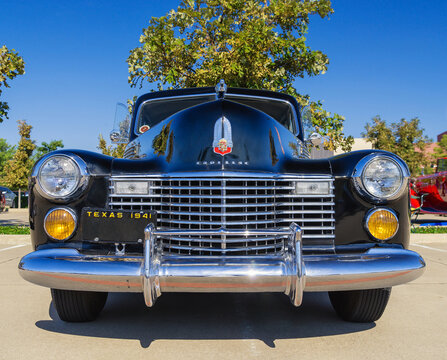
0;233;446;360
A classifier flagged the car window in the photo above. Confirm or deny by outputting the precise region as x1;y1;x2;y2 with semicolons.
226;96;296;133
137;95;215;134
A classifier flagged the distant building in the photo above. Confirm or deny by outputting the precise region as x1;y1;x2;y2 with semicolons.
334;138;372;156
311;138;372;159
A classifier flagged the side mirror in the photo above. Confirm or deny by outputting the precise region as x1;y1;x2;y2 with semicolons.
110;130;122;143
307;132;322;147
111;102;131;144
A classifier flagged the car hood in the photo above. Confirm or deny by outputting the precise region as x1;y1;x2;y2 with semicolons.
112;99;331;175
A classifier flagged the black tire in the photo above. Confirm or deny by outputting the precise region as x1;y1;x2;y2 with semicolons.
329;288;391;323
51;289;108;322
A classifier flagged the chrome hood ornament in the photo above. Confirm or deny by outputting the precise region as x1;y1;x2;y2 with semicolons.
213;116;233;155
215;79;227;98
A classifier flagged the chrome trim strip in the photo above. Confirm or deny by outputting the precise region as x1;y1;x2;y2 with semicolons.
110;172;333;179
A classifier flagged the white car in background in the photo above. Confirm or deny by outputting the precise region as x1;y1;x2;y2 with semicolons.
0;186;17;208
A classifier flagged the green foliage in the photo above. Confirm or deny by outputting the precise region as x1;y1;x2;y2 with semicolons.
0;226;30;235
363;116;394;152
1;120;36;190
32;140;64;162
0;138;15;176
97;134;125;158
307;101;354;152
0;45;25;122
411;226;447;234
127;0;353;151
363;116;431;175
434;134;447;159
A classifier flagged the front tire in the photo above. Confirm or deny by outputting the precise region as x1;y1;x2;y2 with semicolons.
329;288;391;322
51;289;108;322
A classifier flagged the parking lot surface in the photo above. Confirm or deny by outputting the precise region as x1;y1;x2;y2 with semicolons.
0;234;446;360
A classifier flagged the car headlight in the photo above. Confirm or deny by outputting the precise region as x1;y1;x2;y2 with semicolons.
35;154;89;200
353;154;409;202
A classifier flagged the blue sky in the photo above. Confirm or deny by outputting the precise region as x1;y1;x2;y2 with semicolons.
1;0;446;151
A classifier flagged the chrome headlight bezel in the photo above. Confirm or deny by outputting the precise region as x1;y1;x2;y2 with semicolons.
352;153;409;203
33;154;89;201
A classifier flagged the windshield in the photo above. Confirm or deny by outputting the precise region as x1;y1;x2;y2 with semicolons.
136;94;297;134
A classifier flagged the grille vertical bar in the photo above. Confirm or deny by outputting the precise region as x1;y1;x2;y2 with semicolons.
108;174;335;256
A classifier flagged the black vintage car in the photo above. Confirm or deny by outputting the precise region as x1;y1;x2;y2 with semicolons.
19;82;425;323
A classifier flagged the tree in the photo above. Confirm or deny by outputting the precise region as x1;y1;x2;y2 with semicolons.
363;116;431;175
363;116;394;152
433;134;447;159
127;0;353;151
0;45;25;122
32;140;64;162
97;134;125;158
2;120;36;207
0;138;15;177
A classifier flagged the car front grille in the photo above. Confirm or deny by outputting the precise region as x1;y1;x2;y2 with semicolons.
108;174;335;256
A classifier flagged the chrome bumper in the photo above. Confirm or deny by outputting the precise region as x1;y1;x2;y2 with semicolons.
18;224;425;307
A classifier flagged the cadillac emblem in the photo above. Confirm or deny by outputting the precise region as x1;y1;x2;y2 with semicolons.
213;116;233;155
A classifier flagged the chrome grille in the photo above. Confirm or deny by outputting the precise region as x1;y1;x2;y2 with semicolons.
108;174;335;256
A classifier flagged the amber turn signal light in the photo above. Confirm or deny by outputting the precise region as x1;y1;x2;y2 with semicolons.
44;208;76;240
365;208;398;241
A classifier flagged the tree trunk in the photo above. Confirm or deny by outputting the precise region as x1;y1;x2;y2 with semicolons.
18;188;21;209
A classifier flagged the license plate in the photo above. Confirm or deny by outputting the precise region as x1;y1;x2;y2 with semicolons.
81;208;157;243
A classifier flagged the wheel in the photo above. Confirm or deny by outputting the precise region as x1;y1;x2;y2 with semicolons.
51;289;108;322
329;288;391;322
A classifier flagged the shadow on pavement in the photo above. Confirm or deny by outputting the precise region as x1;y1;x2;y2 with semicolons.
36;292;374;348
0;219;29;226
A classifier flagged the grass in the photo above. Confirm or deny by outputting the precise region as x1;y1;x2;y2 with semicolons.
0;226;30;235
411;226;447;234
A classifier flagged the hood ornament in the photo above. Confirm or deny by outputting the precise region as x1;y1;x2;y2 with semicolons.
215;79;227;99
213;116;233;156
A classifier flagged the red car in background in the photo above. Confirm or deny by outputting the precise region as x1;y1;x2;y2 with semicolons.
411;157;447;215
0;192;5;212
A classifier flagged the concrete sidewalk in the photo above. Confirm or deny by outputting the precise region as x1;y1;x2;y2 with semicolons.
0;208;29;226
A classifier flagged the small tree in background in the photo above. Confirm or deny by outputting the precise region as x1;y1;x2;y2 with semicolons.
0;138;15;177
363;116;431;175
433;134;447;159
0;45;25;122
32;140;64;162
2;120;36;207
127;0;353;152
362;116;394;152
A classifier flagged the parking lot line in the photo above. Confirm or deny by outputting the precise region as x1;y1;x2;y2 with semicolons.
0;244;26;252
413;244;447;253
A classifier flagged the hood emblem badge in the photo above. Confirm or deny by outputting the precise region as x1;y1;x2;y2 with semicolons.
213;116;233;155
